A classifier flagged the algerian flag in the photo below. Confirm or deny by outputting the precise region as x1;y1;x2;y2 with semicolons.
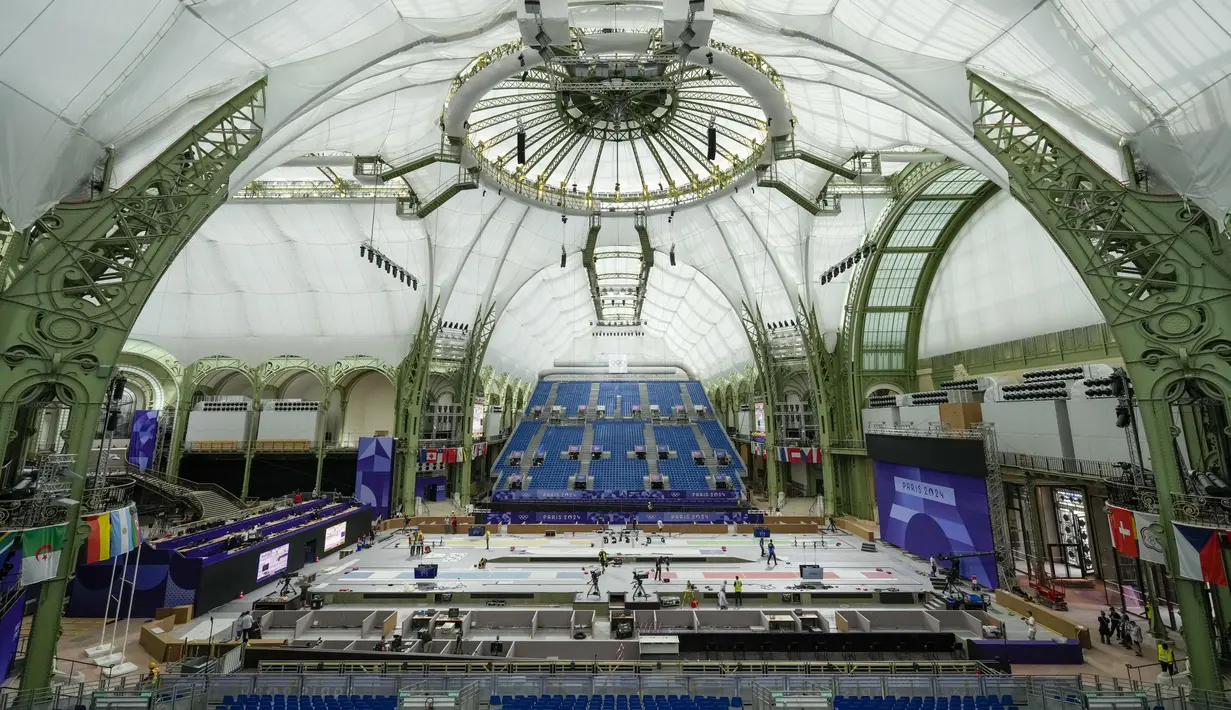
21;525;66;586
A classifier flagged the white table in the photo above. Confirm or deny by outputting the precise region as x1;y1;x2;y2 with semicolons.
638;635;680;656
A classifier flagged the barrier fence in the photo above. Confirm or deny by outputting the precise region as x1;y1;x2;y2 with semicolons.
253;661;995;676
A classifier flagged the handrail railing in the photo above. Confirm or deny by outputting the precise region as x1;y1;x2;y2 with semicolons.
997;452;1129;481
0;478;135;530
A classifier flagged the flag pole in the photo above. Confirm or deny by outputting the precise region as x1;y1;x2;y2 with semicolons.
118;540;142;667
91;551;121;654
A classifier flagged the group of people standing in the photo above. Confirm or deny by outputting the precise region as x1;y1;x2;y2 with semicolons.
1098;607;1147;659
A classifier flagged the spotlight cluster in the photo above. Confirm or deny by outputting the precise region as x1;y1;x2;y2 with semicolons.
819;241;876;285
1000;380;1068;401
359;241;418;289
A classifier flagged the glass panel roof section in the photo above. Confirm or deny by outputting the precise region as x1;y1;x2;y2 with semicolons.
920;167;988;196
867;252;927;308
884;200;964;248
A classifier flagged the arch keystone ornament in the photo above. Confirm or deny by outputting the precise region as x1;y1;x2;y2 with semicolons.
970;71;1231;691
0;80;266;692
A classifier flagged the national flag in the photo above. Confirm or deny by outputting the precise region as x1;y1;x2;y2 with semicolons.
424;449;440;465
1107;506;1138;557
84;512;112;564
1133;511;1167;565
109;506;140;556
21;525;65;585
1173;522;1228;586
0;532;15;561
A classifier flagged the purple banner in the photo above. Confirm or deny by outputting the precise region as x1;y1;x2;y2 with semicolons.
356;436;394;517
490;488;740;504
126;410;159;471
414;475;447;503
489;511;763;524
0;591;24;681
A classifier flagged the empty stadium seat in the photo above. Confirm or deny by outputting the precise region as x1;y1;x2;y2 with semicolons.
554;382;591;412
217;695;398;710
832;695;1019;710
590;421;648;490
685;381;712;410
526;381;552;414
527;426;583;488
494;696;736;710
647;382;684;411
697;420;745;474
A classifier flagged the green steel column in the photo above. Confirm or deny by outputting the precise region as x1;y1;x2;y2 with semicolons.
394;303;440;516
456;304;496;506
163;364;197;481
240;389;262;500
970;71;1231;691
6;80;266;692
797;300;837;517
741;304;781;507
313;391;330;495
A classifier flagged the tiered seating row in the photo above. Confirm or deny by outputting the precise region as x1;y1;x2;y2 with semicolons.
685;380;712;410
528;426;583;489
525;381;552;413
834;696;1019;710
698;420;745;473
494;420;541;489
597;382;641;416
219;695;396;710
647;382;683;411
590;421;648;490
554;382;592;411
492;696;741;710
157;498;330;550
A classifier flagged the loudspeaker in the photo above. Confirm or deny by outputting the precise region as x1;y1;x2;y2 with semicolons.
111;377;127;401
669;247;676;266
706;126;716;160
517;131;526;164
106;411;120;432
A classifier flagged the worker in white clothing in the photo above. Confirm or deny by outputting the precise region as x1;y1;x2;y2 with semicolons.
1025;612;1037;640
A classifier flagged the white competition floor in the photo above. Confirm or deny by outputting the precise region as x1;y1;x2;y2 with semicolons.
309;529;930;596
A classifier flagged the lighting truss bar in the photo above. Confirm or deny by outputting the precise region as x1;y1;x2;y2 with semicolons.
467;103;557;132
358;240;419;289
471;93;560;111
235;180;412;200
676;101;767;130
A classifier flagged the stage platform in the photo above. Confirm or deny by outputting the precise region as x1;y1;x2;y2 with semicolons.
310;530;929;607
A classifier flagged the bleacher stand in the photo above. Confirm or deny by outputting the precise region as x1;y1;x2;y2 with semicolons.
685;381;712;411
597;382;640;416
494;420;541;488
698;420;745;473
526;382;552;413
554;382;591;413
652;426;708;490
646;382;683;411
833;696;1019;710
492;695;741;710
529;426;583;488
220;695;397;710
589;421;648;490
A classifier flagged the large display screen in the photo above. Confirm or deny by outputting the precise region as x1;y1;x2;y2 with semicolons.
873;460;998;589
472;403;485;438
256;543;290;581
324;522;347;552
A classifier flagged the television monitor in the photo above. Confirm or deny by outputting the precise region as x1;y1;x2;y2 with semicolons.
256;543;290;581
324;522;347;551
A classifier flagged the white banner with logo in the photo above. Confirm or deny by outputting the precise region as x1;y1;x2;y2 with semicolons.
608;354;628;374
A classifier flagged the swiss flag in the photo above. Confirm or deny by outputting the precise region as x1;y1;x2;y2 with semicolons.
1108;506;1139;557
786;448;804;463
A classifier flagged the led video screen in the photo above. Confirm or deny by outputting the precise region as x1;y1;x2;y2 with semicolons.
324;522;347;552
874;460;998;589
256;543;290;581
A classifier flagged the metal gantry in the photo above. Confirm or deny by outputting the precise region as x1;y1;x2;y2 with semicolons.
394;302;442;516
740;303;782;505
969;71;1231;690
0;80;268;693
456;303;498;505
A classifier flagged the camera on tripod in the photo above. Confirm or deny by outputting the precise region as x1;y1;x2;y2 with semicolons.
632;570;649;581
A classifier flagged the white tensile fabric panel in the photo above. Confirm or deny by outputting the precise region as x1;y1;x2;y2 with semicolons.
131;201;428;365
807;196;893;333
917;192;1103;358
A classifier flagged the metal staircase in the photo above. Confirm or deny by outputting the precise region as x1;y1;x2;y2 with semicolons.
642;424;659;477
127;469;245;520
543;382;560;411
587;382;600;418
638;382;651;412
678;382;696;420
578;424;596;478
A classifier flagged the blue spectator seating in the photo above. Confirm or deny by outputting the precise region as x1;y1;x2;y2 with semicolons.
494;420;541;488
647;382;683;411
528;426;583;488
597;382;641;416
652;426;709;490
526;381;552;413
590;421;648;490
697;420;745;473
686;380;712;410
218;695;397;710
833;695;1019;710
491;695;741;710
554;382;592;411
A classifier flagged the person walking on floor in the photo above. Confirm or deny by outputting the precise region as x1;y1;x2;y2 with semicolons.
1157;641;1175;676
929;555;937;577
717;585;729;610
733;576;743;607
238;610;254;642
1097;611;1111;644
1025;612;1037;640
1132;621;1144;656
485;527;491;550
654;556;663;581
766;540;778;566
1109;607;1122;637
759;537;766;557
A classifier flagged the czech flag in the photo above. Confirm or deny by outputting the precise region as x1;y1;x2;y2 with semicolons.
1107;506;1139;557
1173;522;1228;586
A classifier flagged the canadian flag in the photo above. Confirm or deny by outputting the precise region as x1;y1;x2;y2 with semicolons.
1108;505;1139;557
425;449;441;465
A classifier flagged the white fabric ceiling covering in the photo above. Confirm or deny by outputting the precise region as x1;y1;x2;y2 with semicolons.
918;191;1104;358
6;0;1230;378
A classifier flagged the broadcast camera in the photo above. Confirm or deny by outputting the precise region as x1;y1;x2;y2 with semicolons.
632;570;649;581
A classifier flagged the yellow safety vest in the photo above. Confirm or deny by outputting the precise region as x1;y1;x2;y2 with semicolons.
734;580;742;593
1157;645;1173;663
